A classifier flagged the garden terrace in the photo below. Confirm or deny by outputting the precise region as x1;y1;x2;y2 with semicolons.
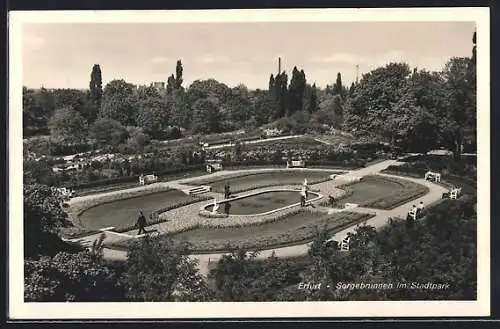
158;130;265;150
215;135;323;151
107;209;373;254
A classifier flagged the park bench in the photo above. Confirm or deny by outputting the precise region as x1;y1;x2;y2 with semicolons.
57;187;75;198
450;187;462;200
206;162;223;173
407;203;425;221
339;236;351;251
424;171;441;183
408;207;419;221
287;160;306;168
139;174;158;185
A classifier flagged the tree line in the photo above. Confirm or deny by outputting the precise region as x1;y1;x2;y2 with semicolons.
23;60;350;152
23;53;475;159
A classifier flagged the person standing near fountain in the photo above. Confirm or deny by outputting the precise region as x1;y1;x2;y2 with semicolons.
224;183;231;199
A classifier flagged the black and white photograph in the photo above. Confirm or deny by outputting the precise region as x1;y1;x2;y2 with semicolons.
9;8;490;319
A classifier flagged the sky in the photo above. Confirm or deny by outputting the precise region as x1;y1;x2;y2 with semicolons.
22;21;475;90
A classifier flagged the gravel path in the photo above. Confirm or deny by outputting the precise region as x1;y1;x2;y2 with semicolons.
68;159;447;277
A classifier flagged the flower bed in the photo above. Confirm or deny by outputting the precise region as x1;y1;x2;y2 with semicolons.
198;210;229;219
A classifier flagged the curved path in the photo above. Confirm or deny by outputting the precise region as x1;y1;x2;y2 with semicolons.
69;159;448;276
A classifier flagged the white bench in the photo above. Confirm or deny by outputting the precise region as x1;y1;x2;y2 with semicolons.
287;160;306;168
206;163;223;173
339;236;351;251
424;171;441;183
139;174;158;185
450;187;462;200
408;207;418;220
57;187;75;198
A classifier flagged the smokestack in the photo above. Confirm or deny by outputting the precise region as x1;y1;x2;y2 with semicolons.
278;57;281;74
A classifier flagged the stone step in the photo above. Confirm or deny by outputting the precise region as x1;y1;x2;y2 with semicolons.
187;186;211;196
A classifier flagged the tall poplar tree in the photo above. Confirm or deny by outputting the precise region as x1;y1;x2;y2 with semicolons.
89;64;103;122
167;74;176;95
269;74;275;92
175;60;184;90
287;67;306;116
333;72;343;97
308;84;319;114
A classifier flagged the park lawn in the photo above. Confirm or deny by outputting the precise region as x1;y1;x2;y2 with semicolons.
77;189;198;231
338;175;429;210
107;210;373;253
205;191;303;215
188;170;337;193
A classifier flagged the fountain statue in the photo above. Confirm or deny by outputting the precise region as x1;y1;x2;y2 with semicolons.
299;178;309;207
211;198;219;214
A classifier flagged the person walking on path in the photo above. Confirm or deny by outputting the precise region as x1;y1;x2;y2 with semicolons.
328;195;336;208
136;211;147;235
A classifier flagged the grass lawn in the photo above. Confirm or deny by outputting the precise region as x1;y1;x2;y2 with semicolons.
337;175;429;210
188;170;337;193
107;210;373;253
205;191;305;215
78;189;197;230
